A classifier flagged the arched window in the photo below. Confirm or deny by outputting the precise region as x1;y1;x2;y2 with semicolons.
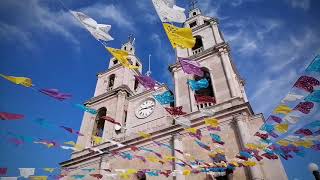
194;68;214;97
108;74;115;89
136;171;146;180
92;107;107;138
192;35;203;51
113;59;118;65
134;79;139;91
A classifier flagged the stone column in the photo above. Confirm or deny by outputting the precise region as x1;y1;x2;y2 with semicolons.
210;21;223;44
172;135;185;180
77;113;96;148
219;49;238;98
234;114;264;180
187;75;198;112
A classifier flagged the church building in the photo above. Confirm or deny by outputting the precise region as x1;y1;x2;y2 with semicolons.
60;6;288;180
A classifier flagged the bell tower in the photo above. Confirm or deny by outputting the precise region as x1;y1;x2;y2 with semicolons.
170;6;248;113
76;36;144;148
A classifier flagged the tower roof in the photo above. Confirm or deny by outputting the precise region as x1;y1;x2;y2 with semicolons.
121;34;136;55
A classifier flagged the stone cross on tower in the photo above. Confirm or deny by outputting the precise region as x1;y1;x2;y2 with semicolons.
128;34;135;45
189;0;198;10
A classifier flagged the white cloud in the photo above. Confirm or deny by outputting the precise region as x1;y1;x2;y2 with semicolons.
199;0;221;18
286;0;310;10
135;0;158;24
250;69;298;113
230;0;262;7
81;4;135;31
0;23;33;49
0;0;79;49
222;16;320;115
149;33;174;88
223;18;282;56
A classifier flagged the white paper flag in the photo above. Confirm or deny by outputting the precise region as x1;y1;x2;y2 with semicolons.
0;177;18;180
175;117;191;128
283;114;300;124
60;146;77;151
106;139;125;148
152;0;186;23
70;11;114;42
281;93;304;103
19;168;35;178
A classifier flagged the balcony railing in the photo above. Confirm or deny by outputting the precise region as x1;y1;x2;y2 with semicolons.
197;102;215;109
195;95;216;110
192;47;204;55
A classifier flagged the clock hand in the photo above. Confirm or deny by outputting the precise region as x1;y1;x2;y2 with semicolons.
140;105;154;110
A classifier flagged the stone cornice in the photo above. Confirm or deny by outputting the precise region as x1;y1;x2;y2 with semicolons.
127;84;171;101
191;18;217;33
184;15;219;28
84;85;133;105
97;60;142;76
168;42;230;72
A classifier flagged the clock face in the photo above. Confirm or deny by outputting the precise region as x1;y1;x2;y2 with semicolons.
135;99;155;119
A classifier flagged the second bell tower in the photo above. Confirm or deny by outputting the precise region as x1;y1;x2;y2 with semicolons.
170;7;248;113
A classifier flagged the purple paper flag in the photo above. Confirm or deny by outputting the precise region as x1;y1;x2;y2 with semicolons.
195;139;211;151
60;126;84;136
179;57;204;77
39;89;72;101
0;112;24;120
134;75;157;90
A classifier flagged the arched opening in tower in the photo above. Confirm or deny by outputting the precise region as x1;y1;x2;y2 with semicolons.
92;107;107;137
194;67;214;97
192;35;204;51
108;74;115;90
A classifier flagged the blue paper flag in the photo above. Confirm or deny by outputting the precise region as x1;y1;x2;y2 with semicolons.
305;90;320;103
75;104;97;114
153;91;174;105
306;55;320;73
187;78;209;91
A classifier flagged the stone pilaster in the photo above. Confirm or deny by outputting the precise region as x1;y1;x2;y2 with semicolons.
234;113;264;180
219;48;238;98
210;21;223;44
172;134;185;180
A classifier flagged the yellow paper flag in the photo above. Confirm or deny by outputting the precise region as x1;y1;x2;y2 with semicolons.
242;161;256;167
64;141;76;146
182;169;191;176
106;47;139;70
0;74;33;87
64;141;83;150
147;156;159;163
163;23;196;49
92;136;103;144
273;105;292;115
215;148;225;154
275;123;289;133
186;127;197;134
126;169;137;175
230;161;239;167
138;131;151;139
245;143;267;150
164;155;176;161
43;168;55;173
29;176;48;180
120;172;130;179
277;139;290;146
204;118;219;127
294;140;314;148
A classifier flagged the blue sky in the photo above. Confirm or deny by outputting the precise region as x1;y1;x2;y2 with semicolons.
0;0;319;179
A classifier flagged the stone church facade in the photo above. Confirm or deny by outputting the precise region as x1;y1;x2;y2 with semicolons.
60;8;288;180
